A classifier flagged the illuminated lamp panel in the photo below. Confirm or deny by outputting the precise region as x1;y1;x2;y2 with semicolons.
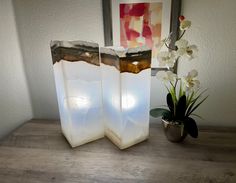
50;41;104;147
101;47;151;149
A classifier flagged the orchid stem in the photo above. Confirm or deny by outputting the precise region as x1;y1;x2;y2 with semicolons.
174;79;178;90
178;30;186;40
170;81;175;88
165;42;175;51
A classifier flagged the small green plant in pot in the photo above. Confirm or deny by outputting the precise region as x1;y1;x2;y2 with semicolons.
150;16;208;142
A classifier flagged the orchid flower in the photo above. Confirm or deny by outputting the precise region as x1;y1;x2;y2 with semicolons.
156;71;177;83
175;39;198;60
180;20;191;30
157;51;176;68
182;69;200;90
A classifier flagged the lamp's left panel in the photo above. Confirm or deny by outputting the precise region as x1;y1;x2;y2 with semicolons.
50;41;104;147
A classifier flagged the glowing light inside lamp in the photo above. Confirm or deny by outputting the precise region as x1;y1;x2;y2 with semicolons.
67;97;90;109
84;52;91;57
111;94;136;110
132;61;139;65
122;94;136;110
111;95;120;109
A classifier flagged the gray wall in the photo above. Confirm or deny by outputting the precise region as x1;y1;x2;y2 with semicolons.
13;0;105;119
9;0;236;126
177;0;236;126
0;0;33;138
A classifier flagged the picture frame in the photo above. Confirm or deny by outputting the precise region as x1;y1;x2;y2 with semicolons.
102;0;182;75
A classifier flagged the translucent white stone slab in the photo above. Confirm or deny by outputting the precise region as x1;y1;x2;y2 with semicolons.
51;41;104;147
101;47;151;149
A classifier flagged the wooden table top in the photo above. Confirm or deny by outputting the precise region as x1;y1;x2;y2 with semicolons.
0;119;236;183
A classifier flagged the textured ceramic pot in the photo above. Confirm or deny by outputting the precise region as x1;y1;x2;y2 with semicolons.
162;119;187;142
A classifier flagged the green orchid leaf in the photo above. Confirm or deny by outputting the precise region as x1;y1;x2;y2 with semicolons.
186;91;195;108
167;93;174;114
188;95;209;116
176;95;186;120
179;80;184;99
191;113;204;120
150;108;171;119
184;117;198;138
186;90;207;116
170;86;177;104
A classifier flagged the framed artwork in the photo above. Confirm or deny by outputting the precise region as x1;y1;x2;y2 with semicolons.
102;0;182;75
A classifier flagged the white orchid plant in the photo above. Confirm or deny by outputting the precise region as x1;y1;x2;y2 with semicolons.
150;16;208;138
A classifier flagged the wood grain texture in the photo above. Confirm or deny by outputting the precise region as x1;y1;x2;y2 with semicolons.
0;120;236;183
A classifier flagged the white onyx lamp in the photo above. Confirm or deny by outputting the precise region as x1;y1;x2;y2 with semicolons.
50;41;104;147
101;47;151;149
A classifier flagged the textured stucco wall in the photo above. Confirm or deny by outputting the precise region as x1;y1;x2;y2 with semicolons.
176;0;236;126
13;0;105;119
0;0;33;138
11;0;236;126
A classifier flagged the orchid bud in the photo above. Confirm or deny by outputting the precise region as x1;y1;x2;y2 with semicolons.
179;15;185;22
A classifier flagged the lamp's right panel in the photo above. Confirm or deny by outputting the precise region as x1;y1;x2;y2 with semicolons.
101;47;151;149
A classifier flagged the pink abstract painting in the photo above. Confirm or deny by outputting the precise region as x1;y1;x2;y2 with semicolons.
120;3;162;59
